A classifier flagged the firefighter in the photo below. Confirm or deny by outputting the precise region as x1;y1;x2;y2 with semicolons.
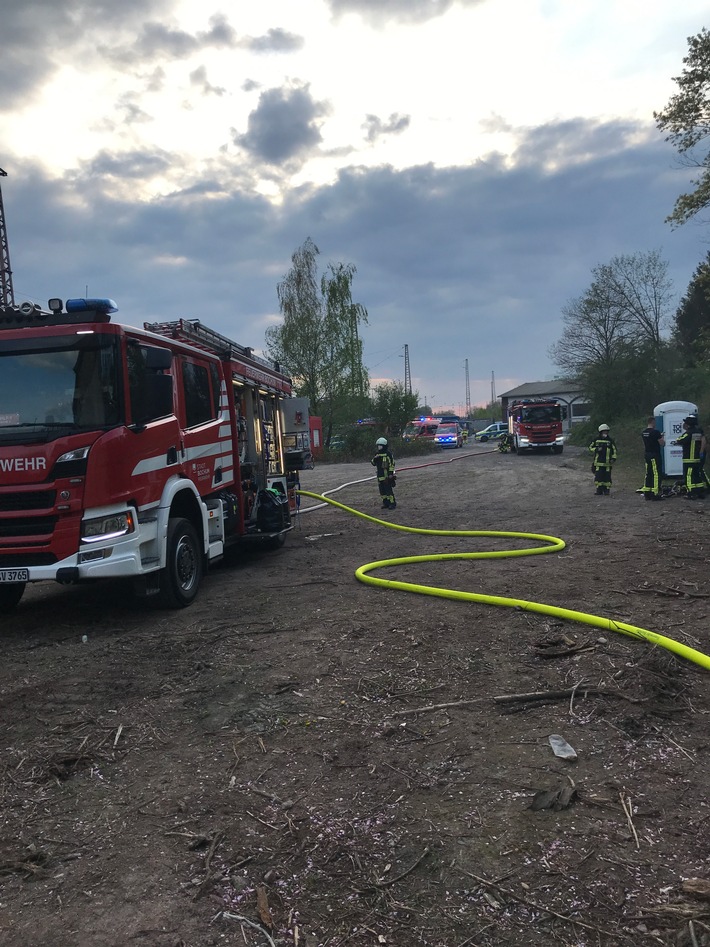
371;436;397;509
641;416;665;501
673;415;707;500
589;423;617;495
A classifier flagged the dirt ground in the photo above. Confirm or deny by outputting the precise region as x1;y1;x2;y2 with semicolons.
2;442;710;947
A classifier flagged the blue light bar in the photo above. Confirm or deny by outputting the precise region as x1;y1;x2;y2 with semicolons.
66;298;118;315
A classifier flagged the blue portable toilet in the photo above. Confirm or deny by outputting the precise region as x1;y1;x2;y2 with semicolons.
654;401;698;476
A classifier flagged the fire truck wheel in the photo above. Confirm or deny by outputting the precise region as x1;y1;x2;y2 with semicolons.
0;582;25;612
158;518;203;608
266;532;286;550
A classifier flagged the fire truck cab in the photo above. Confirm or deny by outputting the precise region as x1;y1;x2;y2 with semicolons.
0;298;293;612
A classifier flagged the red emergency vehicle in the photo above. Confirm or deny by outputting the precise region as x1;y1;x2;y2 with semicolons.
402;417;440;442
0;297;294;611
507;398;565;454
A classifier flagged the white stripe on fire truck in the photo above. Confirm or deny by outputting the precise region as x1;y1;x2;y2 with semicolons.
184;440;233;462
130;439;234;477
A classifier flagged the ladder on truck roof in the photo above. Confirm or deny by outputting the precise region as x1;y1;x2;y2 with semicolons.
144;318;281;374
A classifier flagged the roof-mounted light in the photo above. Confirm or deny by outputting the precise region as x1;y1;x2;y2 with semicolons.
66;298;118;315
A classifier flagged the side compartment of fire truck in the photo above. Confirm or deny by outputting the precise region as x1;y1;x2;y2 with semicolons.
140;319;293;608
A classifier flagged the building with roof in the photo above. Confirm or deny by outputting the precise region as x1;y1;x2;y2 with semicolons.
499;380;590;431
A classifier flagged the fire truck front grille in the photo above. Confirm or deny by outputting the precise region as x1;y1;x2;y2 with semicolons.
0;516;58;539
0;490;57;512
0;552;57;566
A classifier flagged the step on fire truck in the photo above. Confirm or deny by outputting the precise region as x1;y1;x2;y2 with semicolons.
0;297;295;612
507;398;565;454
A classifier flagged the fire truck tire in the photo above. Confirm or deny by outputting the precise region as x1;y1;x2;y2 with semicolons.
266;532;286;550
0;581;25;612
158;518;203;608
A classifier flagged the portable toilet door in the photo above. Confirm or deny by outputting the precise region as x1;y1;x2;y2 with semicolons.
654;400;698;477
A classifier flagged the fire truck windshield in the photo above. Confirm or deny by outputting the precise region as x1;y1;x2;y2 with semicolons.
520;405;560;424
0;335;122;444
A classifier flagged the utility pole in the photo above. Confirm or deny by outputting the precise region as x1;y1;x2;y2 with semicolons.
491;370;496;407
0;168;15;307
465;359;471;417
403;344;412;395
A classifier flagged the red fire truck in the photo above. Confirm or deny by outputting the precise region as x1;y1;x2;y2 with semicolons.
0;297;294;612
507;398;565;454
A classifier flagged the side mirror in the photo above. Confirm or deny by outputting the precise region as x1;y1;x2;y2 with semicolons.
144;346;172;370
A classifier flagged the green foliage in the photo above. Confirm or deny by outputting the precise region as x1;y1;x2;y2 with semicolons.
371;382;419;436
266;238;369;440
471;402;502;421
673;252;710;364
654;28;710;227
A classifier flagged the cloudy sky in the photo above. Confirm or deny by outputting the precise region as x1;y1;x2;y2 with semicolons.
1;0;708;411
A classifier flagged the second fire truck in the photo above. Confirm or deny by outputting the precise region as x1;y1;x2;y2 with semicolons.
0;297;294;611
507;398;565;454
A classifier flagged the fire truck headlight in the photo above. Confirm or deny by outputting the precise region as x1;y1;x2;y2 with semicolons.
57;446;91;464
82;510;135;543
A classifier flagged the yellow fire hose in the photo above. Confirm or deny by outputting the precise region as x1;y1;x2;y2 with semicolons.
297;489;710;671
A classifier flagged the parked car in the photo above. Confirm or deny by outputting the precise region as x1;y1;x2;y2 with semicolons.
475;422;508;442
434;422;463;449
327;435;347;451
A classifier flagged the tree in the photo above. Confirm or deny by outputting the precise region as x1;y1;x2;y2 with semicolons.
605;251;672;349
549;252;674;419
673;251;710;364
371;382;419;436
654;28;710;226
265;238;369;439
550;275;633;377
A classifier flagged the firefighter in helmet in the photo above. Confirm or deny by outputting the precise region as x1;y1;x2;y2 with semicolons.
589;424;617;495
371;436;397;509
673;415;707;500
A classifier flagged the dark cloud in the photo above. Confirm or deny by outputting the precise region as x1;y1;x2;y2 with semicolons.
0;0;174;110
70;149;174;180
235;85;330;165
99;14;238;66
115;94;152;126
3;118;702;406
363;113;411;143
240;28;304;53
326;0;485;25
190;66;227;97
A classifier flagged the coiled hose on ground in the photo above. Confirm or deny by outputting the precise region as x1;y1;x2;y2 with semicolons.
297;489;710;672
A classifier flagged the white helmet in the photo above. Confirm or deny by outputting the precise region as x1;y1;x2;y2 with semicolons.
376;437;388;447
598;424;610;432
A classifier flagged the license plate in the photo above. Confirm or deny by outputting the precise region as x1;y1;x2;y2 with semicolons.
0;569;29;583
